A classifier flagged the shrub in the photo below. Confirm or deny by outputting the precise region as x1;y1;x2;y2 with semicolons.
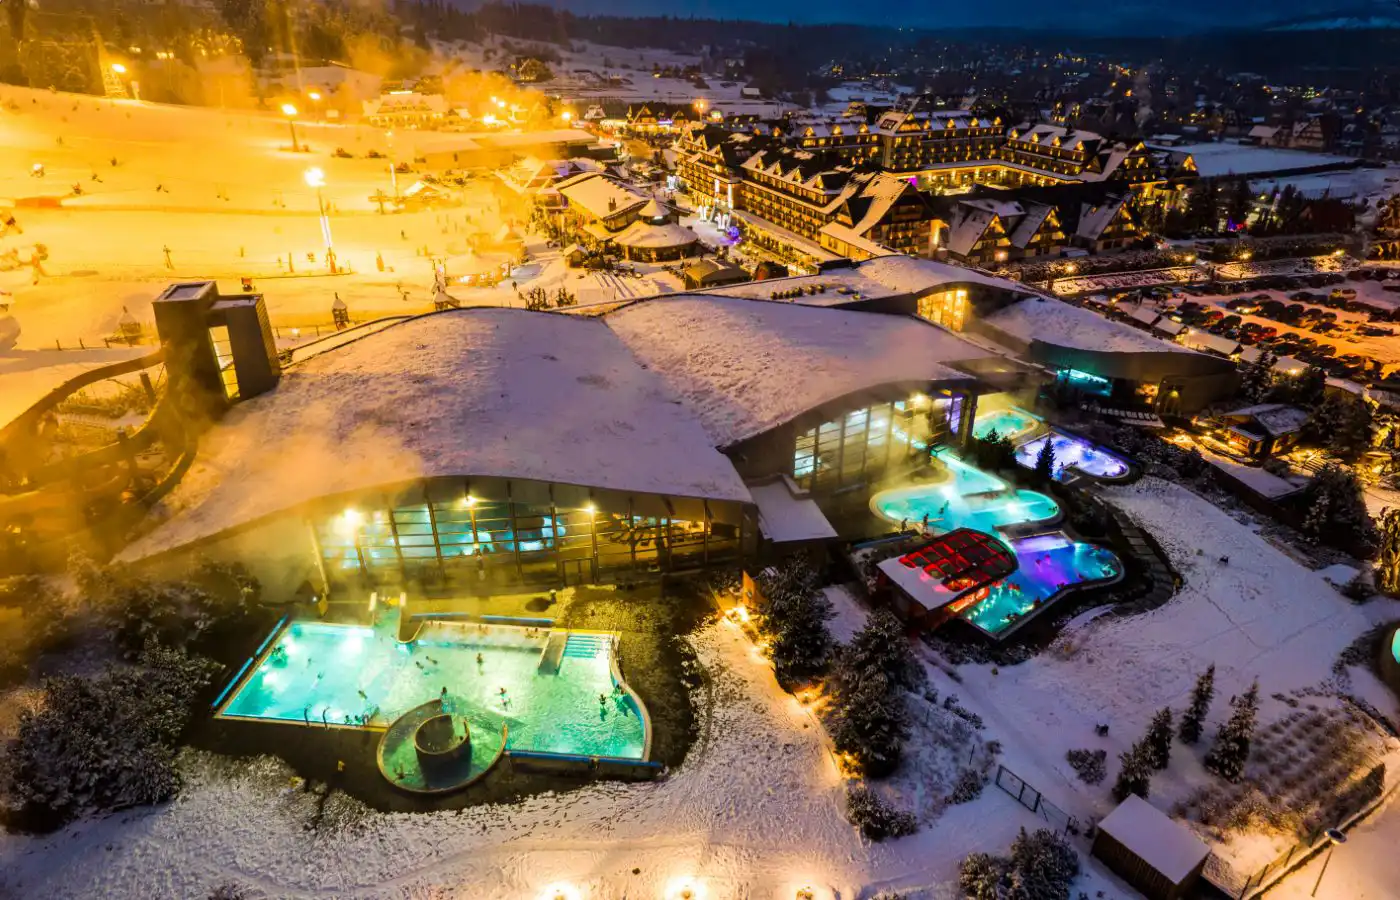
1065;748;1108;785
950;768;986;804
960;828;1080;900
826;671;909;778
100;561;261;661
844;783;917;841
0;642;221;830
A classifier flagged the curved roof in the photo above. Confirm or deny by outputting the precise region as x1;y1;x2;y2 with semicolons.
122;309;750;560
604;294;983;448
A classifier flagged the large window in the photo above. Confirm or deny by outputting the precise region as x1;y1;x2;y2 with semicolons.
311;489;732;584
209;326;239;400
918;289;969;332
792;400;928;491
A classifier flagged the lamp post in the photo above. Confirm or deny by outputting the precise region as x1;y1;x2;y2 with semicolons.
281;103;299;151
1310;828;1347;897
385;130;398;199
305;167;336;273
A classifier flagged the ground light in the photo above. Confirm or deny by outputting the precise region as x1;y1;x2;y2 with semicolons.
663;876;706;900
537;883;581;900
304;168;336;271
110;63;126;74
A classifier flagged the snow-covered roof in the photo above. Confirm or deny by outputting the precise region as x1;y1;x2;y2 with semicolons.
1098;795;1209;886
985;297;1189;355
1182;331;1241;357
555;172;647;220
611;220;698;249
122;309;751;560
749;477;837;543
1224;402;1309;436
1161;142;1356;178
604;295;984;447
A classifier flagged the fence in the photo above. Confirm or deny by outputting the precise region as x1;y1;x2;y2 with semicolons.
1203;761;1393;899
992;765;1081;838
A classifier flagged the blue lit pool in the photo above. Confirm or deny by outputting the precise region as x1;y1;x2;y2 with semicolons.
220;619;647;760
973;407;1042;442
872;453;1121;635
1014;431;1130;482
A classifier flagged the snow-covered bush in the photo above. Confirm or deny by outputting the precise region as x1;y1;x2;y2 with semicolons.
98;560;262;660
844;783;917;841
949;767;986;804
755;556;833;685
0;642;221;831
1065;748;1107;785
207;885;247;900
959;828;1081;900
825;609;923;777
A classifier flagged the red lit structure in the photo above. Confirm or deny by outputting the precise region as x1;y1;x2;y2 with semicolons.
878;528;1018;628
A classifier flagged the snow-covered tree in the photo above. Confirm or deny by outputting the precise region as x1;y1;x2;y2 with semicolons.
763;577;834;684
844;783;917;841
1205;680;1260;782
1008;827;1080;899
1179;664;1215;744
1376;507;1400;595
835;608;924;692
1145;707;1173;770
1303;393;1373;462
826;670;909;777
959;852;1011;900
1238;351;1277;404
1301;464;1378;555
1034;437;1057;483
1112;742;1153;802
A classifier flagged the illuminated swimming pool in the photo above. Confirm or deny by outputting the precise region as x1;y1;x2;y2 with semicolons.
220;619;646;760
1015;430;1130;482
872;453;1121;635
974;407;1042;442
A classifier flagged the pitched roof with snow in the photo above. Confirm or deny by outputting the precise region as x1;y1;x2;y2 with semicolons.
1098;795;1209;886
1224;402;1309;435
604;295;985;447
122;309;751;560
555;172;647;221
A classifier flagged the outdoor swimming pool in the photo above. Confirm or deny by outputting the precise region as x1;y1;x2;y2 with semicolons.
973;407;1042;442
872;452;1121;635
1014;431;1130;482
220;619;647;760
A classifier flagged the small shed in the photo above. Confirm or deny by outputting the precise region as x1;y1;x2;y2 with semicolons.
1092;795;1210;900
683;258;749;290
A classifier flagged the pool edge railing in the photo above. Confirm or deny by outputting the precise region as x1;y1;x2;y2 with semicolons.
210;613;290;712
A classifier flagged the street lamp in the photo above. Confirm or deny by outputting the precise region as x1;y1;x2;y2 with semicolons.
560;110;572;122
304;167;336;273
110;63;127;75
281;103;299;151
1310;828;1347;897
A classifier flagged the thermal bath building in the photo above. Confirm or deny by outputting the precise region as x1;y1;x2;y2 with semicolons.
122;292;1010;598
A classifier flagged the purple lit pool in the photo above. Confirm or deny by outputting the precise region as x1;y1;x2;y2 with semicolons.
1015;430;1130;482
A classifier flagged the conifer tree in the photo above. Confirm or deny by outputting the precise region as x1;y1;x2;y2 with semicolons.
1034;436;1057;483
1112;741;1153;802
1145;707;1173;770
1178;664;1215;745
1205;680;1260;782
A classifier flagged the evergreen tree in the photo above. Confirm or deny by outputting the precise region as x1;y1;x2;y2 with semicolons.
1112;741;1153;802
1179;664;1215;745
1145;707;1173;770
1375;507;1400;595
1205;680;1260;782
763;577;834;684
1304;392;1374;462
1239;351;1277;403
1226;180;1254;230
835;608;924;691
1034;436;1057;483
1008;827;1081;898
1185;179;1222;234
826;670;909;777
1301;464;1378;555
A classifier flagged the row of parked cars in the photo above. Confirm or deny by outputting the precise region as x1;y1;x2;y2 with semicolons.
1170;297;1373;379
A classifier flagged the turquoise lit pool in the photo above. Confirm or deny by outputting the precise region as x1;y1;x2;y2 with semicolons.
220;619;646;760
872;453;1121;635
1015;431;1130;482
973;407;1042;442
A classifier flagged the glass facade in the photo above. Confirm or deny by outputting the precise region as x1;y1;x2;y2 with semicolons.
792;400;930;491
311;482;738;589
918;289;969;332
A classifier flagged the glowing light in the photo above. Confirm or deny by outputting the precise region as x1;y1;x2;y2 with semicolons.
308;91;322;101
281;103;298;117
561;111;573;122
664;876;707;900
461;495;477;508
110;63;127;74
304;167;326;188
481;114;498;126
496;99;506;109
582;502;596;514
343;508;363;526
538;883;581;900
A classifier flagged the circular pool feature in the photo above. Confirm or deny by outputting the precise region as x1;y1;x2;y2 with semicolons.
413;713;470;779
1014;430;1130;482
378;699;503;794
